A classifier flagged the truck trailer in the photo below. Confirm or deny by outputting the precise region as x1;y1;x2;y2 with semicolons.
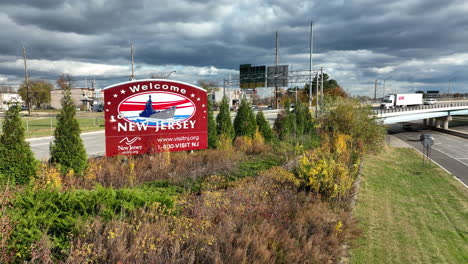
380;93;423;109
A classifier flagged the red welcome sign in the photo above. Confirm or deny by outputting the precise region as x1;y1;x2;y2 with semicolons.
103;79;208;156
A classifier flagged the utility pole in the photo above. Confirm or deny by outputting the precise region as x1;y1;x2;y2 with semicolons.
275;31;279;109
320;67;323;108
309;21;313;108
228;74;232;109
223;78;226;98
22;46;31;115
383;76;391;97
448;77;455;98
374;79;378;102
315;71;319;118
275;31;279;65
130;42;135;81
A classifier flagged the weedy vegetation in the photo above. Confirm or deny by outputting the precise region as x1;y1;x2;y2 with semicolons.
0;96;390;263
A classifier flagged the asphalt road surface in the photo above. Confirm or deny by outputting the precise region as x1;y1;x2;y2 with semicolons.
389;123;468;186
28;131;105;161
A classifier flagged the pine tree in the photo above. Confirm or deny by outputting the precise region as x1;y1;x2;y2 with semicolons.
233;98;257;138
50;86;87;175
216;95;234;140
273;105;294;140
256;110;273;143
207;99;218;149
0;105;37;184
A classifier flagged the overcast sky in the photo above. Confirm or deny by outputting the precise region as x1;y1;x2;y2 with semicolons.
0;0;467;96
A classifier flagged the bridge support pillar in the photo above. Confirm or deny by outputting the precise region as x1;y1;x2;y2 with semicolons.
436;116;452;129
423;119;428;126
428;118;434;127
443;116;452;129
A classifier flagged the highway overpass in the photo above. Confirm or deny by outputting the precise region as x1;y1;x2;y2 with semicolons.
375;102;468;127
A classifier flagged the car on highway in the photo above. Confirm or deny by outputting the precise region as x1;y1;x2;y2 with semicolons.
424;99;437;105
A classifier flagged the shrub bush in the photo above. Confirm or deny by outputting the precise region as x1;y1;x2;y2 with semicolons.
50;86;87;175
297;133;358;201
233;98;257;138
273;109;293;140
207;99;218;149
7;185;180;262
256;110;274;143
319;97;385;155
216;95;235;140
64;166;358;263
0;105;37;185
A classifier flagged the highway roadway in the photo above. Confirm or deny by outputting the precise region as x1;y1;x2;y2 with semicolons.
389;123;468;186
27;131;106;161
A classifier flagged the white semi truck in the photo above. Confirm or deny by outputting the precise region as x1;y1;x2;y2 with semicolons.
380;93;423;109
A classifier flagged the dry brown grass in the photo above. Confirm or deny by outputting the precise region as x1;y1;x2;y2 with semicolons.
62;149;242;190
65;166;359;263
0;184;14;263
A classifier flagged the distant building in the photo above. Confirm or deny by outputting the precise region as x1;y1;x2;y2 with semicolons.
92;89;104;112
50;87;95;110
209;89;242;109
0;93;23;110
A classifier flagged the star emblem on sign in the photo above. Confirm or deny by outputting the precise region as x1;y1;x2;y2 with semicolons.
120;89;126;94
113;94;118;98
107;101;111;105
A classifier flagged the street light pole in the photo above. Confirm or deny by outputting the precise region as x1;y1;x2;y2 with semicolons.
383;76;392;97
374;79;378;102
448;77;455;98
164;71;176;79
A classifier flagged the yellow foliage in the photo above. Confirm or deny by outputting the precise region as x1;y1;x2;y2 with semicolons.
335;220;343;235
159;148;171;170
297;132;357;200
33;164;62;190
128;160;136;186
234;136;252;153
258;166;301;190
217;134;233;151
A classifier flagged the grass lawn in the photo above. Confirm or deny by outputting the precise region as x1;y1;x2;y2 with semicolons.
351;147;468;264
20;116;104;138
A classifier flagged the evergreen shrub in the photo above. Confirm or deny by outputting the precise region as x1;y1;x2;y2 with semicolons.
50;87;87;175
8;185;180;261
256;110;273;143
207;99;218;149
216;96;234;140
233;98;257;138
0;105;37;184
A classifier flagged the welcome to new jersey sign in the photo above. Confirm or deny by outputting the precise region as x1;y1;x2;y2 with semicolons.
103;79;208;156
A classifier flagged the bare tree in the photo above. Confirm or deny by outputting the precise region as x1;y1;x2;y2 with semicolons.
197;80;219;93
57;74;75;89
0;84;13;93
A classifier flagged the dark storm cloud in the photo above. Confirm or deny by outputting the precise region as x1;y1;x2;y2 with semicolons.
1;0;64;9
0;0;467;94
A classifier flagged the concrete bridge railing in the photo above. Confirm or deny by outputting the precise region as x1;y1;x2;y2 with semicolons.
374;101;468;115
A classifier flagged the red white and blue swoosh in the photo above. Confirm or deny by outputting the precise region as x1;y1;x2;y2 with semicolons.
118;91;195;126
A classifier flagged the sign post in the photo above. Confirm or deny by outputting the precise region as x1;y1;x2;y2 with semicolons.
103;79;208;156
420;134;434;166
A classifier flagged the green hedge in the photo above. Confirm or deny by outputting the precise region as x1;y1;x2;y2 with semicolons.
8;184;181;261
